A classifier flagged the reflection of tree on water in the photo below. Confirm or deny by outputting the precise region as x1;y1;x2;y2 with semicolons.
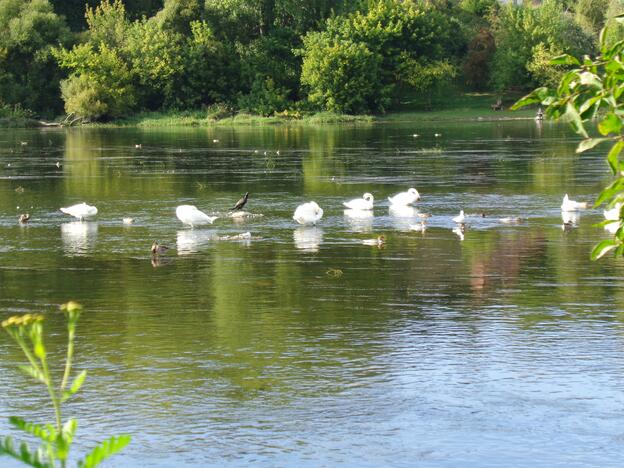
468;231;547;298
60;221;98;256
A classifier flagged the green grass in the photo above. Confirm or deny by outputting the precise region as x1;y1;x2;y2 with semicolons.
380;92;536;122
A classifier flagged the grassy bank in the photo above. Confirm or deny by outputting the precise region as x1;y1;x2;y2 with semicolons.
1;92;539;129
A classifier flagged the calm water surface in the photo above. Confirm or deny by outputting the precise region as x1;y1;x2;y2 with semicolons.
1;120;624;467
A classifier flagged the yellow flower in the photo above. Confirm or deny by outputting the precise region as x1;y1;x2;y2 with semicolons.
2;313;44;328
60;301;83;313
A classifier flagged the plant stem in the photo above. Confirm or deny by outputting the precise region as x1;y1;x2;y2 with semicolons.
60;324;75;391
40;354;62;432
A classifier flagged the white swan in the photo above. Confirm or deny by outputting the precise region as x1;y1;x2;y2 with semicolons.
293;201;323;225
452;210;465;223
176;205;218;227
561;194;588;211
60;202;98;220
388;188;420;206
343;193;374;210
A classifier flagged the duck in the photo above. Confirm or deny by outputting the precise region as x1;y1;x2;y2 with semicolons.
499;217;522;224
176;205;218;227
60;202;98;220
18;213;30;224
409;222;427;232
561;194;588;211
151;241;169;255
231;192;249;211
293;201;323;225
452;210;465;223
362;235;385;246
452;225;465;241
343;193;374;210
122;217;135;225
387;188;420;206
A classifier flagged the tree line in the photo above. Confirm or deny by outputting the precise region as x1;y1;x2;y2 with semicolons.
0;0;621;120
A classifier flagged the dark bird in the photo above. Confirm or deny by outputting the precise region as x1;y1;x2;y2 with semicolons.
151;241;170;255
18;213;30;224
231;192;249;211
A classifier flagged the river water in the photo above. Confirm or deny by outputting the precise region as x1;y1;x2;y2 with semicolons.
1;120;623;466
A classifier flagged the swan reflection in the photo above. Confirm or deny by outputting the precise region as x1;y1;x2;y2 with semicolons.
389;204;419;231
561;210;580;226
61;222;98;256
176;229;216;255
293;227;323;252
344;209;374;232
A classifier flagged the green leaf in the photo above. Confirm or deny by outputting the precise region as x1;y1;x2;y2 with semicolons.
598;112;622;136
0;436;51;468
9;417;54;443
18;365;46;384
563;102;588;138
607;141;624;174
615;13;624;24
576;138;610;153
510;87;548;110
595;178;624;206
549;54;580;66
62;370;87;402
78;435;131;468
591;239;619;260
579;71;602;88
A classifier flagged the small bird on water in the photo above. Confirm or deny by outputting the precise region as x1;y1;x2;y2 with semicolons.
151;241;169;255
18;214;30;224
231;192;249;211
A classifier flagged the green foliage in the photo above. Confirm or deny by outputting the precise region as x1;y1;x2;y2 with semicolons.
178;21;238;107
490;0;595;91
55;43;136;119
154;0;202;34
463;28;496;90
0;303;130;467
300;0;464;113
513;16;624;259
0;0;70;114
459;0;498;18
603;0;624;46
125;18;185;109
300;35;383;113
237;77;290;116
573;0;609;35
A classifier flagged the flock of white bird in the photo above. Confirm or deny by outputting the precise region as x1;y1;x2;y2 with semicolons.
52;188;619;250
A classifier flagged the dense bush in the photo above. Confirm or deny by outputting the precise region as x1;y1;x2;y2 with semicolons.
0;0;70;115
489;0;595;92
300;0;464;113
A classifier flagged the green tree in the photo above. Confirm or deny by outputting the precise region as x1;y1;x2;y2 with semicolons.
299;0;464;113
300;32;383;114
0;0;70;115
489;0;594;91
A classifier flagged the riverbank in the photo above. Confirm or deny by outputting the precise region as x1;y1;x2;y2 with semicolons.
1;93;538;128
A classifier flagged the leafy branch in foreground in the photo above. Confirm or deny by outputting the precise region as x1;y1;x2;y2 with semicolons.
0;302;130;467
513;14;624;260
